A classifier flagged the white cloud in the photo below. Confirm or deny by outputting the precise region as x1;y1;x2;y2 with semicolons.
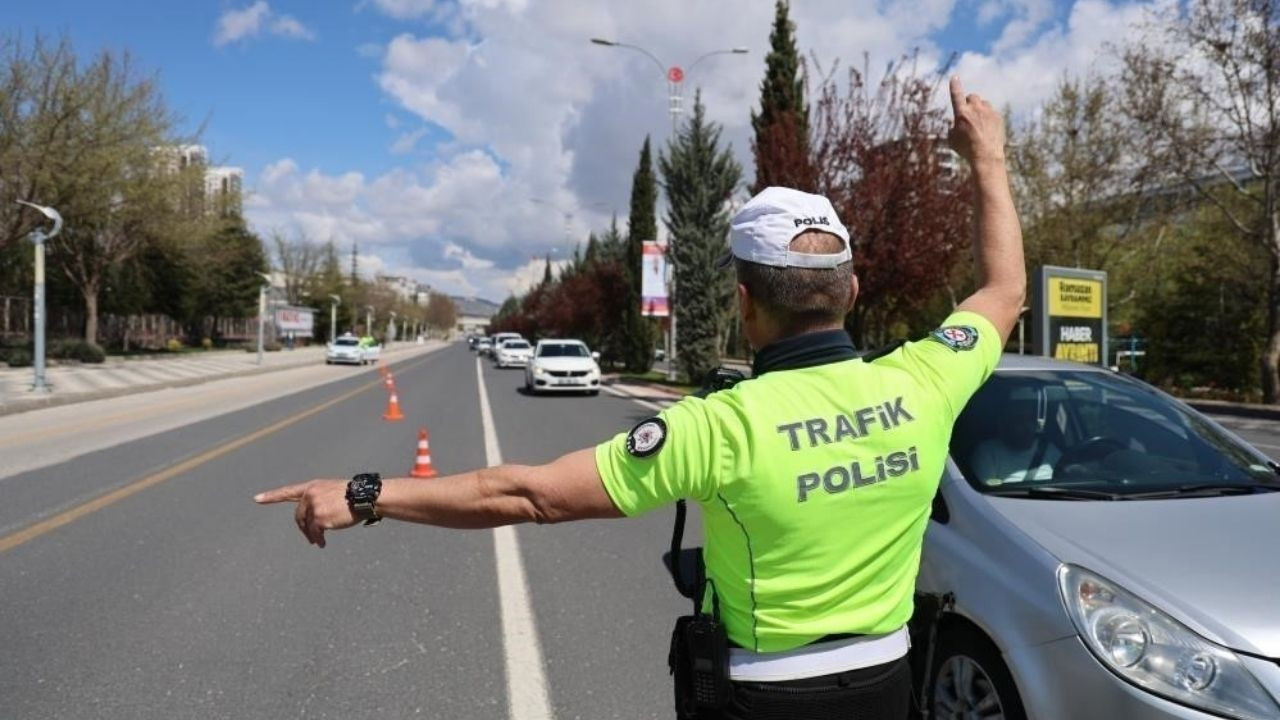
952;0;1156;113
247;0;1160;300
213;2;316;46
389;127;429;154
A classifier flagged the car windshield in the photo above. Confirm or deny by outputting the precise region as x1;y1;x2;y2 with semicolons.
503;341;530;350
538;343;588;357
334;339;358;347
950;370;1279;497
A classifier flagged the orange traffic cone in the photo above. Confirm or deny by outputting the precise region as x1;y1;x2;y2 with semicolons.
384;373;395;390
409;427;438;478
382;389;406;421
378;361;389;378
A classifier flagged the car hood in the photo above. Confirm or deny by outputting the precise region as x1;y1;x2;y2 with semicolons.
532;357;596;371
987;493;1280;658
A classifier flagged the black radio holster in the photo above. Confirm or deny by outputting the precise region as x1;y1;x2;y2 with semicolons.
668;509;731;718
667;367;744;719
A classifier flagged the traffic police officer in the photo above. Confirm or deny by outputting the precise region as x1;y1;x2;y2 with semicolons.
255;76;1024;720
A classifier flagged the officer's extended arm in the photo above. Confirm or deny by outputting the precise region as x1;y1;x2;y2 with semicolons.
254;448;623;547
948;76;1026;344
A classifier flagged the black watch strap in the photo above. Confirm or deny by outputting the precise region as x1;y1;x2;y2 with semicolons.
346;473;383;526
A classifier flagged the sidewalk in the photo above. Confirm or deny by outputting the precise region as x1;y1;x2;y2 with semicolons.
0;343;427;416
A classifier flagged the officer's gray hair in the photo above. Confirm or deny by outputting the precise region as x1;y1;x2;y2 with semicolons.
734;231;854;336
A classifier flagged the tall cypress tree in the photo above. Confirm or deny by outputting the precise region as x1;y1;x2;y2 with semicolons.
622;137;658;372
660;93;742;383
751;0;812;193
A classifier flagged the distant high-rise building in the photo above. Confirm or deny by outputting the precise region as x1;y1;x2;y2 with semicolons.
154;144;243;218
205;166;244;218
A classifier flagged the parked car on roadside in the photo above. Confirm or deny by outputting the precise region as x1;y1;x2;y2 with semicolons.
524;340;601;395
910;354;1280;720
494;338;533;368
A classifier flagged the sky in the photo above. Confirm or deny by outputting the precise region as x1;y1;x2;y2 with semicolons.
7;0;1158;302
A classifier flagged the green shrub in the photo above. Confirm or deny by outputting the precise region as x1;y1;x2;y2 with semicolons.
263;341;283;352
5;349;32;367
70;342;106;363
166;338;184;352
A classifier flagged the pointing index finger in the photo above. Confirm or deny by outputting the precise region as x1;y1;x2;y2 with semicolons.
254;483;307;504
949;75;966;113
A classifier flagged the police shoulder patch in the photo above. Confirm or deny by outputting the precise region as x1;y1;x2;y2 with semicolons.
930;325;979;351
626;417;667;458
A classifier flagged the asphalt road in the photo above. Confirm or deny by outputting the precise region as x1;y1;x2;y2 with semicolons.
1;342;690;720
5;342;1280;720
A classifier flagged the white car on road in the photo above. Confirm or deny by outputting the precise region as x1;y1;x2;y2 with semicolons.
494;338;533;368
325;336;366;365
525;340;601;395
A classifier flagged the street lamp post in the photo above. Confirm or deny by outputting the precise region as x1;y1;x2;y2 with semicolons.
590;39;748;381
328;295;342;343
256;272;272;366
365;306;374;338
15;201;63;394
389;311;398;346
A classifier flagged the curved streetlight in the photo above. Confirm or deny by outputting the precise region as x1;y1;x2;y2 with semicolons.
589;39;749;381
15;201;64;393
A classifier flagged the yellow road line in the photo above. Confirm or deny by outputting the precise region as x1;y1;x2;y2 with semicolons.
0;353;435;554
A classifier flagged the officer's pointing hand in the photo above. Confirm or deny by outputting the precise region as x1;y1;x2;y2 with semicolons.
255;480;356;548
947;76;1005;165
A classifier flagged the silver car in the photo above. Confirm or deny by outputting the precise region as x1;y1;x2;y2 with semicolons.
915;354;1280;720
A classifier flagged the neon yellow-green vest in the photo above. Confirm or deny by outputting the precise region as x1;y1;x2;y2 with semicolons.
596;311;1000;653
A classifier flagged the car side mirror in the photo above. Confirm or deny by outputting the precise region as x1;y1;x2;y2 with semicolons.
591;351;600;361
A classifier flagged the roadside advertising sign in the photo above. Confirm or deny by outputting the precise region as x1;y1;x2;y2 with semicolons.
275;305;315;337
1033;265;1107;366
641;241;669;317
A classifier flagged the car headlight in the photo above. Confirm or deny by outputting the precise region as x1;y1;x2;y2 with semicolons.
533;366;548;376
1059;565;1279;719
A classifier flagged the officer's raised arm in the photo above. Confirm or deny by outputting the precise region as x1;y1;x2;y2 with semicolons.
948;76;1026;343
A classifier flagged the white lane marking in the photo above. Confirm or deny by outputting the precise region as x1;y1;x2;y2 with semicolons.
476;358;555;720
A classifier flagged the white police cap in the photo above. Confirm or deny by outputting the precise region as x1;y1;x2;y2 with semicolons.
721;187;851;269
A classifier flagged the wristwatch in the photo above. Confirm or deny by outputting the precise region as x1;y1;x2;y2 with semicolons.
345;472;383;526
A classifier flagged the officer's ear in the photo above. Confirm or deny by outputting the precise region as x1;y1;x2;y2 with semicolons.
737;283;756;324
847;273;860;313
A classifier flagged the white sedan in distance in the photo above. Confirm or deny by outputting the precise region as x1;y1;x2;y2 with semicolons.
325;335;365;365
494;338;533;368
525;340;601;395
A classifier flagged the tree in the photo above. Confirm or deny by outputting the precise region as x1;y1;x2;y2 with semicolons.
622;138;658;372
1121;0;1280;401
0;37;182;344
271;232;321;305
1132;203;1267;396
1010;75;1147;272
423;293;458;335
659;93;743;382
809;54;971;347
190;219;268;338
751;1;814;193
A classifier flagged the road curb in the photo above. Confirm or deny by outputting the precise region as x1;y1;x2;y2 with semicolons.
1183;398;1280;422
0;344;441;418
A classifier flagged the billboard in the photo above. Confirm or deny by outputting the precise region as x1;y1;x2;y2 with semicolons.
641;241;669;317
275;305;315;338
1034;266;1106;366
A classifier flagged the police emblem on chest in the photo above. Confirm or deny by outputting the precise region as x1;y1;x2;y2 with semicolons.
626;417;667;457
930;325;978;351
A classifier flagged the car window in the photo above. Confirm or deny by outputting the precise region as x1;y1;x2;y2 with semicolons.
504;341;530;349
334;339;358;346
537;343;588;357
950;371;1276;495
